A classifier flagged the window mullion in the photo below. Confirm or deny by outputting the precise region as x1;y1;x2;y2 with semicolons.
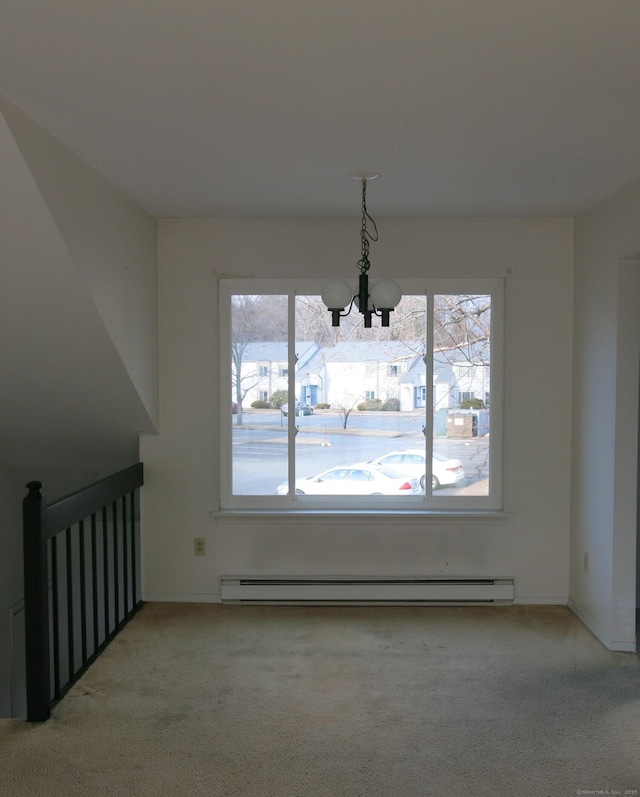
424;291;434;500
288;292;297;501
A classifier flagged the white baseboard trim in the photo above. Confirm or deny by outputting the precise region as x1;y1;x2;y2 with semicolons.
568;598;636;652
142;592;222;604
513;596;568;605
610;640;638;652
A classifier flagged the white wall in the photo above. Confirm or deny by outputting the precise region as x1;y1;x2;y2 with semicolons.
0;96;159;428
571;179;640;650
141;217;574;605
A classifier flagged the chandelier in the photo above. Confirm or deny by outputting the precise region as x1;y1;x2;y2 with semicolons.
321;173;402;328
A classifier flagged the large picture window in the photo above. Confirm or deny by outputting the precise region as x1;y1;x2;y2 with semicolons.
219;278;503;512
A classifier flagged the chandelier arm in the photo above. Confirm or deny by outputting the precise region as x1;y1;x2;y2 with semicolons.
329;299;355;327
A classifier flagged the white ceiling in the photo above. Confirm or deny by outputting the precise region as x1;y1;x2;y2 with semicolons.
2;0;640;218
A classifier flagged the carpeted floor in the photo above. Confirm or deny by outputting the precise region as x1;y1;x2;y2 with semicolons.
1;603;639;796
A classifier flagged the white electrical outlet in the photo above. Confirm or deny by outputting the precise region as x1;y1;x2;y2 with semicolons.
194;537;206;556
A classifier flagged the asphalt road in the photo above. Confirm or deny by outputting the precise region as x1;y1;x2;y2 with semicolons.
231;409;490;496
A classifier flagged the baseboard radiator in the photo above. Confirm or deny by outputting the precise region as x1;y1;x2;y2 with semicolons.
220;576;514;605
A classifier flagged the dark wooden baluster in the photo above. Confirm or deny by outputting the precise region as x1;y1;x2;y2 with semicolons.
122;496;129;615
91;513;99;653
65;527;74;683
22;481;51;722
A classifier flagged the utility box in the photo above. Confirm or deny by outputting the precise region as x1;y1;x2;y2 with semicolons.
446;409;490;438
475;410;490;436
434;407;448;437
447;412;477;437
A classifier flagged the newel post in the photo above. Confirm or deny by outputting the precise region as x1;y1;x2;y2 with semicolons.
23;481;51;721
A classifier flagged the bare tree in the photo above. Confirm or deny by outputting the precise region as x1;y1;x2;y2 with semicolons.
295;295;335;346
331;392;363;430
293;291;490;353
231;295;287;425
433;294;491;357
432;294;491;406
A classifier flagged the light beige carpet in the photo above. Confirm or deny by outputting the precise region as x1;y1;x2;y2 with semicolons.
1;603;639;796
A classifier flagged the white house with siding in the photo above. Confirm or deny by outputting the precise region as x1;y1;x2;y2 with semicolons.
238;340;489;412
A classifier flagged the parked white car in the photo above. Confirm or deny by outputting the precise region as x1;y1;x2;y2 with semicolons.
368;449;465;490
276;463;421;496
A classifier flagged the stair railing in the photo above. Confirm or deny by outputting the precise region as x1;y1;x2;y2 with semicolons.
23;462;144;722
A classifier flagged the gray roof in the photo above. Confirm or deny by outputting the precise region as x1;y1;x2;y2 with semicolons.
242;340;489;385
311;340;422;364
241;341;317;364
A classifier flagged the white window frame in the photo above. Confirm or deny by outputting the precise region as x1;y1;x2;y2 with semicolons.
218;278;504;514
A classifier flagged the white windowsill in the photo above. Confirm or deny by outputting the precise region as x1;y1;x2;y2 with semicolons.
211;509;510;524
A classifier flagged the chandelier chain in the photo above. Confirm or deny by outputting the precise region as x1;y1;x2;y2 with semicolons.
357;179;378;275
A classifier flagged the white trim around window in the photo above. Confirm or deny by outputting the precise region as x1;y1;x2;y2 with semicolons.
218;278;504;514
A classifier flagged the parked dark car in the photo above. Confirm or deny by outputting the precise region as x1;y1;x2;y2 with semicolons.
281;401;313;417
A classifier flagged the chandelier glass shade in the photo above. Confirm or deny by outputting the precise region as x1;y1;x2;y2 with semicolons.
321;174;402;328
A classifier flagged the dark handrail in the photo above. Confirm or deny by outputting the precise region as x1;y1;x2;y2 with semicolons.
46;463;143;538
23;463;144;722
